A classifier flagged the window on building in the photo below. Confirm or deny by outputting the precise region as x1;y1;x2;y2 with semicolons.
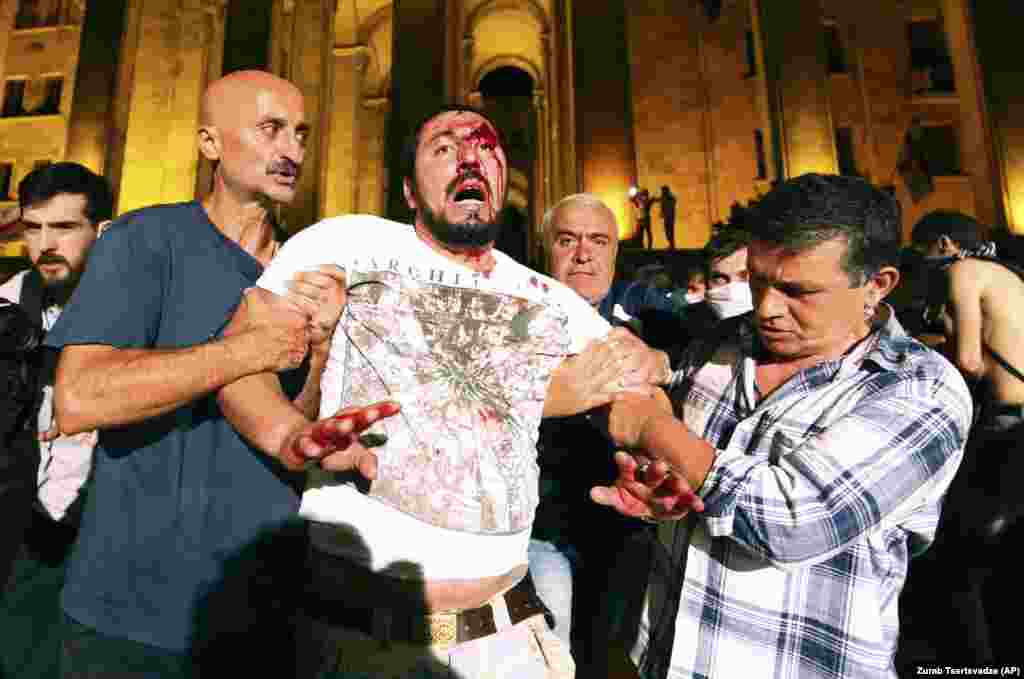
36;77;63;114
13;0;59;29
919;124;961;176
0;163;13;200
754;129;767;179
15;0;40;28
824;24;847;74
744;30;758;78
835;127;857;175
907;20;955;93
2;80;26;117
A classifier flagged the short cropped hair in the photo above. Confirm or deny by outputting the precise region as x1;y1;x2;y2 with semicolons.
399;104;505;184
18;162;114;225
745;173;901;285
703;228;751;280
540;193;615;253
910;210;985;250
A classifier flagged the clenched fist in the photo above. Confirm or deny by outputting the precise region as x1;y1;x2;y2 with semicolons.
224;287;310;372
285;264;347;352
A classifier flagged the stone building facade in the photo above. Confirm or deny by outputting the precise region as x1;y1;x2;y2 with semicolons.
1;0;1021;262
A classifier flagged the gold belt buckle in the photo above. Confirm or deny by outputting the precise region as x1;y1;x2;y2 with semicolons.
422;611;458;648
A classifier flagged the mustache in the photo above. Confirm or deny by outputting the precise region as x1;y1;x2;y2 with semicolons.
267;158;300;177
35;254;69;267
447;169;488;196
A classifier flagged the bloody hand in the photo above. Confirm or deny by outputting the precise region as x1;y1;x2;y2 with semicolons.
281;401;401;474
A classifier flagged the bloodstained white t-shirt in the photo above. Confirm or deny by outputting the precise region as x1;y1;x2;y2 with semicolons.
257;215;609;579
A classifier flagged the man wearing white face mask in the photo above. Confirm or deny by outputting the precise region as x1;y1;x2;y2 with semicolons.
703;229;753;320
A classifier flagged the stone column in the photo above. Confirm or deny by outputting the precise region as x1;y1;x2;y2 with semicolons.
357;96;388;215
443;0;461;102
65;0;128;175
531;89;548;257
538;29;563;205
942;0;1003;230
269;0;332;232
0;0;18;83
552;0;577;197
756;0;837;177
114;0;226;215
385;0;447;221
748;0;777;185
322;45;366;218
0;0;15;231
970;1;1024;233
571;0;634;237
460;35;473;102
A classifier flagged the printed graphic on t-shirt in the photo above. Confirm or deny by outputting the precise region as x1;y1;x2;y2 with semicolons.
311;268;570;535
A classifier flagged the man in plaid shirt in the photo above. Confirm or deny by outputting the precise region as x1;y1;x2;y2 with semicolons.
592;174;972;678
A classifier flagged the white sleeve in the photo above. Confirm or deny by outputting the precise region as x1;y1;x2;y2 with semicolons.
256;218;348;296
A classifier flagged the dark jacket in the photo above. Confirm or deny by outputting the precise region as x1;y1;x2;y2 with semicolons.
0;271;49;589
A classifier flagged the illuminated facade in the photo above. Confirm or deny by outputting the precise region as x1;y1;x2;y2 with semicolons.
1;0;1021;263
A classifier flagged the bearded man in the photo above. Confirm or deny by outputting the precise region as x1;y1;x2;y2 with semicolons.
218;105;672;678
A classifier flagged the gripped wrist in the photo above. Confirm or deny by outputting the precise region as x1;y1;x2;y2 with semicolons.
637;409;670;452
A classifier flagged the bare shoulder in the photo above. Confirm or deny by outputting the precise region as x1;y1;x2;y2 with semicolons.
948;258;1005;286
955;258;1024;301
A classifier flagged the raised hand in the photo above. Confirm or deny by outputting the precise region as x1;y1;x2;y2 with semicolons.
279;400;401;478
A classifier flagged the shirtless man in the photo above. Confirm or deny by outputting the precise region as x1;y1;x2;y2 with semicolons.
912;210;1024;408
908;208;1024;663
217;105;669;678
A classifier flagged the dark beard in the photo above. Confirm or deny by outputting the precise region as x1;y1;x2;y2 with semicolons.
41;274;78;307
418;200;501;249
34;261;79;307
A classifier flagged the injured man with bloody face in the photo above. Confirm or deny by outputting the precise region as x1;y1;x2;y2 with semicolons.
216;105;684;678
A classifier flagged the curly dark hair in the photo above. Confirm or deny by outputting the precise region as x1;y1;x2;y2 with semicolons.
745;173;902;285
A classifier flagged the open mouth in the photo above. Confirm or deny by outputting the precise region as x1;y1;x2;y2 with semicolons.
453;185;485;203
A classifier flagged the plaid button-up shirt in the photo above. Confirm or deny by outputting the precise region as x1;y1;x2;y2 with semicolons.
631;309;972;679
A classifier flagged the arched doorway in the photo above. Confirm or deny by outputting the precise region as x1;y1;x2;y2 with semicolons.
479;65;535;267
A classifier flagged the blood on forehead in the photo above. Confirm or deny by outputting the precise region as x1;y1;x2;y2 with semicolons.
424;113;502;152
466;122;500;150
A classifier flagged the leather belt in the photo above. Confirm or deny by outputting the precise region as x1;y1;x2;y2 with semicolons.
380;571;551;647
301;549;554;649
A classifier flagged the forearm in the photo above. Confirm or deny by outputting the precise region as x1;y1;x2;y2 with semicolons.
638;411;715;491
218;372;310;462
292;345;329;419
543;340;671;418
544;357;584;418
55;337;264;434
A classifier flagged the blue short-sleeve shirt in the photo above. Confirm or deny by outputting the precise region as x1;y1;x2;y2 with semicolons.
45;201;303;651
